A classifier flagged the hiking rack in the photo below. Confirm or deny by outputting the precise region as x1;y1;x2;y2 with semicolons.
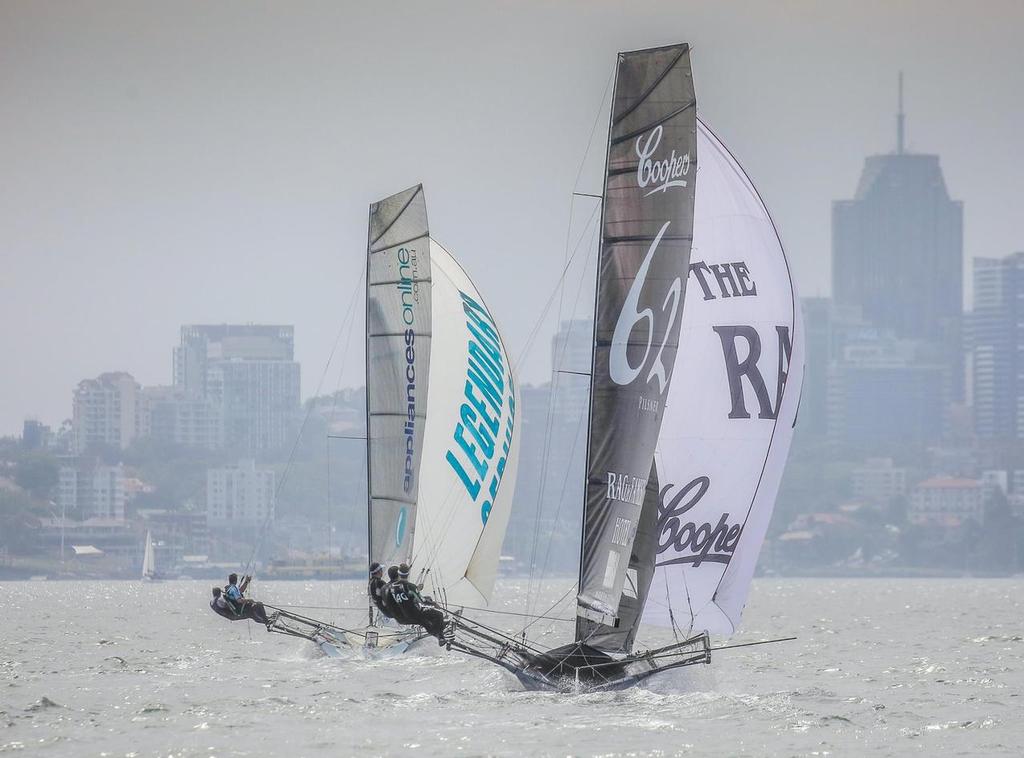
443;612;712;692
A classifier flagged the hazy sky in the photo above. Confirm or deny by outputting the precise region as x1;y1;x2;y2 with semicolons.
2;0;1022;435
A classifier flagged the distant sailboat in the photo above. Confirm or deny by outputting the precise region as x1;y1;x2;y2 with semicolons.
449;43;804;690
266;185;522;656
141;530;159;582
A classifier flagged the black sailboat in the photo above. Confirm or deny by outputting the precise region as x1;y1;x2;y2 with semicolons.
446;42;803;690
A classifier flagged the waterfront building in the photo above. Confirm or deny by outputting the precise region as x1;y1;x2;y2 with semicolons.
141;386;224;450
58;462;127;522
908;476;982;527
206;459;275;526
851;458;908;505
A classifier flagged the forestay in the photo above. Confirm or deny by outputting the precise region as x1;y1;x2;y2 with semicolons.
643;120;804;635
577;43;697;653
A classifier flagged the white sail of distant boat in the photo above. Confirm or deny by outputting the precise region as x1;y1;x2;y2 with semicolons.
446;42;804;690
141;531;157;581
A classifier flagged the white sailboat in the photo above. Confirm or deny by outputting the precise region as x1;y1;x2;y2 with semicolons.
267;185;521;656
449;42;804;690
141;530;158;582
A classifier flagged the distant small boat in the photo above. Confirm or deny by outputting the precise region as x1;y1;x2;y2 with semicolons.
141;530;161;582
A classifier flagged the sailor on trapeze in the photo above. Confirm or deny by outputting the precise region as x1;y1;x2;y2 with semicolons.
375;562;453;645
209;572;270;624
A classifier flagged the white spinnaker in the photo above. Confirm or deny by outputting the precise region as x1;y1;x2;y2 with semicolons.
411;239;521;608
642;120;804;635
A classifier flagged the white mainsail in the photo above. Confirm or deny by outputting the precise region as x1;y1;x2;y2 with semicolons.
642;120;805;635
141;530;156;581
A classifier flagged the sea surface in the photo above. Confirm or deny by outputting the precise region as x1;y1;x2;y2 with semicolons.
2;578;1022;757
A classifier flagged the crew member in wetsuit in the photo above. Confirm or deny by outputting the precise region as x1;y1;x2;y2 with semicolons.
210;587;238;620
367;562;390;619
222;572;270;624
380;565;404;622
386;563;450;645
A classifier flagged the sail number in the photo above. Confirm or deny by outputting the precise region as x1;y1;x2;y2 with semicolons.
609;221;681;395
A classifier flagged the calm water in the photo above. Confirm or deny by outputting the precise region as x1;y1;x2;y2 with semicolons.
2;578;1022;757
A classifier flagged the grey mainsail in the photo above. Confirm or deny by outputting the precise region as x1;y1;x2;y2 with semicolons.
576;43;698;653
366;185;432;571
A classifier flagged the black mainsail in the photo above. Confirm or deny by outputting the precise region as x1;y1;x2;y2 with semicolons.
576;43;697;653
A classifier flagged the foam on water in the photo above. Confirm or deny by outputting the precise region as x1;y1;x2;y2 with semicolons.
2;578;1022;756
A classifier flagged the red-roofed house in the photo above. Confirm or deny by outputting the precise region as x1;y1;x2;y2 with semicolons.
909;477;983;527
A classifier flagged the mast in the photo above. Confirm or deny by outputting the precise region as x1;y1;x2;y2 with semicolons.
576;53;619;612
364;202;374;627
897;71;905;154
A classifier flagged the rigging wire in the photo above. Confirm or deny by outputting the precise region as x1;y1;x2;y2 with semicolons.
523;217;600;623
242;268;366;583
519;69;614;641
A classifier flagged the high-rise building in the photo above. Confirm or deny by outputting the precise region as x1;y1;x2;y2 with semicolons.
832;76;963;400
173;325;300;451
969;252;1024;442
72;372;141;454
140;386;224;450
799;298;866;436
58;462;127;522
206;459;276;526
827;333;945;451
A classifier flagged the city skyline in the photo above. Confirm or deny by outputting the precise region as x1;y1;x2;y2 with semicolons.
3;1;1023;435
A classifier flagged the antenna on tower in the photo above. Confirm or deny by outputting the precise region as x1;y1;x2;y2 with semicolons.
897;71;905;154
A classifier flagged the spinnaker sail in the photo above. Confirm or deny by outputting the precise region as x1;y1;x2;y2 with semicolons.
642;120;803;636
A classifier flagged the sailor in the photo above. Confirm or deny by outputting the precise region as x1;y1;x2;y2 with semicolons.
387;562;451;645
222;572;270;625
380;565;405;621
209;587;239;620
224;573;251;607
367;562;391;619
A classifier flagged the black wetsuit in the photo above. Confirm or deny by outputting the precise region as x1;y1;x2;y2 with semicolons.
368;576;390;618
210;596;239;621
219;593;270;624
385;579;446;639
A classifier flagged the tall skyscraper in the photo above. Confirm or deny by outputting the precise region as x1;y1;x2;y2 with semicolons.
832;76;963;400
970;253;1024;442
173;325;300;451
